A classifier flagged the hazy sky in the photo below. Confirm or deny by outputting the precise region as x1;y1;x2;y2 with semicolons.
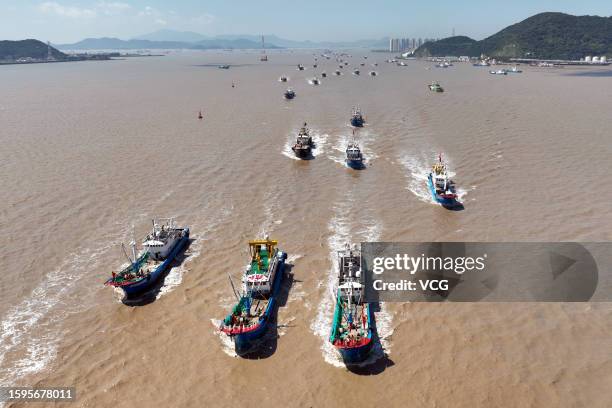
1;0;610;43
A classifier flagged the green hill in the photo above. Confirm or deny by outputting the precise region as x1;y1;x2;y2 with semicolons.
415;12;612;59
414;36;480;58
0;39;66;61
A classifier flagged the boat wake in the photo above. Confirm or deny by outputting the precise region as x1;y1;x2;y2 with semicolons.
0;231;122;387
210;319;238;358
399;153;436;204
311;205;351;367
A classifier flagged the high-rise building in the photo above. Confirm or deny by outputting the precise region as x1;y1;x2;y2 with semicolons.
389;38;410;52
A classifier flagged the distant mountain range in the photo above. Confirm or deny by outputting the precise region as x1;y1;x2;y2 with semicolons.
56;30;389;50
0;39;66;60
415;12;612;59
55;37;279;50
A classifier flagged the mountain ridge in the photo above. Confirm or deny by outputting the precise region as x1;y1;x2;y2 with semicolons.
415;12;612;59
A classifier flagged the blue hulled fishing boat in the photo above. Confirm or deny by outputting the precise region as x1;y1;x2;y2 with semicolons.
427;154;460;208
330;244;374;364
105;218;189;298
219;238;286;355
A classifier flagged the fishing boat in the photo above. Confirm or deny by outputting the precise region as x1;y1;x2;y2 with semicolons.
218;64;230;69
369;71;377;76
345;130;364;169
313;63;318;68
198;110;203;120
321;72;327;78
507;66;523;73
104;218;189;298
284;89;296;100
489;69;507;75
279;75;288;82
310;77;320;85
427;154;459;207
334;70;342;76
428;81;444;92
292;123;314;158
473;60;490;67
350;107;365;127
360;62;365;66
329;244;373;364
353;69;360;75
219;238;287;355
297;64;305;71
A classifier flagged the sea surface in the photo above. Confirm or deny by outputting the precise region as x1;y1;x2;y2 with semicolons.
1;51;612;407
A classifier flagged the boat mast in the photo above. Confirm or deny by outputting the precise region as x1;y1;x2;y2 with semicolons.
130;225;137;265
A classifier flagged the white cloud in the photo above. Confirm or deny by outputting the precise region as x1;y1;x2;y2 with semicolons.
96;1;131;16
192;13;215;25
138;6;156;17
37;2;96;18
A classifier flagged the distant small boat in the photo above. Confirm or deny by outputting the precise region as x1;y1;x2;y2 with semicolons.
350;107;365;127
507;66;523;73
218;65;230;69
321;72;327;78
428;81;444;92
279;76;288;82
310;77;320;85
369;71;377;76
313;64;318;68
473;60;490;67
489;69;507;75
353;69;360;76
334;70;342;76
198;110;203;119
284;89;296;99
297;64;305;71
360;62;365;66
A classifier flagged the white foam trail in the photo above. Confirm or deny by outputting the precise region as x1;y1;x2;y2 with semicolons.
329;133;350;166
311;207;351;367
281;135;302;161
399;153;436;204
210;319;237;358
0;235;119;387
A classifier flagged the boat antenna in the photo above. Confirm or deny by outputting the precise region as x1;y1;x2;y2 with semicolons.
228;274;241;301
